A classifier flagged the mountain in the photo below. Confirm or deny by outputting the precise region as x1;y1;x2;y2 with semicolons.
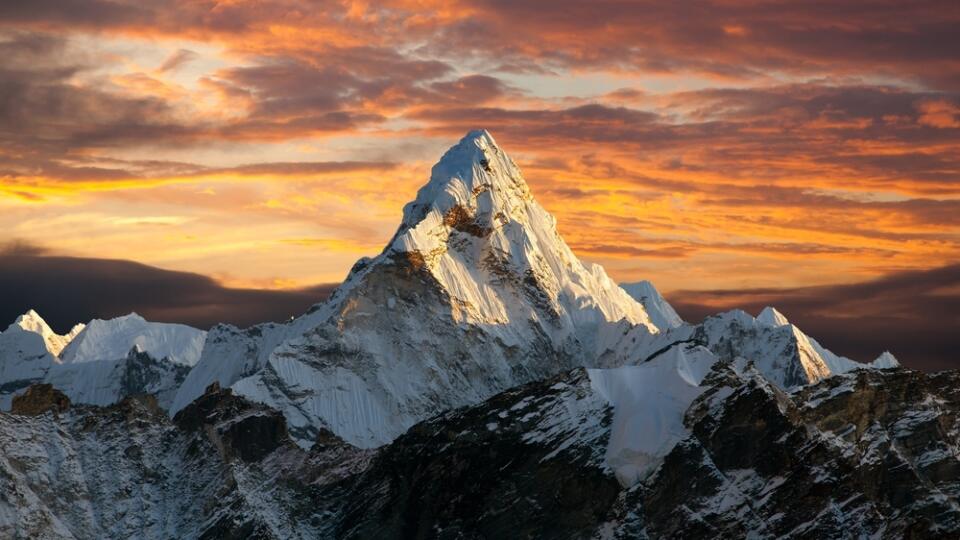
173;129;662;448
11;310;84;356
0;311;205;410
697;307;900;389
0;315;58;408
0;129;929;538
1;356;952;538
620;280;685;330
172;131;898;450
60;313;205;366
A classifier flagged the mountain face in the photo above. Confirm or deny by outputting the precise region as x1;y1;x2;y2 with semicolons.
11;310;84;357
44;346;192;410
620;280;685;330
1;357;953;539
0;130;933;538
696;308;899;389
60;313;205;367
174;130;663;448
0;390;312;539
0;311;204;410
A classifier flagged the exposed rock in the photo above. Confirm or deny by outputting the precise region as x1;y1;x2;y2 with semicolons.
443;203;492;237
330;369;620;539
174;382;290;462
4;361;960;539
10;383;69;416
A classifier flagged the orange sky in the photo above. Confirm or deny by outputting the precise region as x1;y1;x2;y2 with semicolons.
1;0;958;294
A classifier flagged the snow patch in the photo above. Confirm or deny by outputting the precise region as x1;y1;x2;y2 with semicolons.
588;345;718;486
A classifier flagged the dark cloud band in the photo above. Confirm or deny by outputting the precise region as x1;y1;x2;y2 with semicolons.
0;247;336;333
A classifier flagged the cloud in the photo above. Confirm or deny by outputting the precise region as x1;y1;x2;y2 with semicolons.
668;264;960;371
158;48;198;72
0;1;957;312
917;99;960;128
0;244;337;332
4;0;958;90
442;0;960;90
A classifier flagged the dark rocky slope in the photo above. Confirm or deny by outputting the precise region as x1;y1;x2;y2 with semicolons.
2;365;960;539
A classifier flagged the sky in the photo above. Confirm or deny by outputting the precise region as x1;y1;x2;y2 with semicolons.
0;1;958;368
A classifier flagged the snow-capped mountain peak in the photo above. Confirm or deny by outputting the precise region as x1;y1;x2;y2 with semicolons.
620;280;685;330
378;128;655;334
870;350;900;369
756;306;790;328
10;309;84;356
700;308;900;389
181;130;662;448
392;129;530;240
60;313;205;366
12;309;50;334
0;317;57;409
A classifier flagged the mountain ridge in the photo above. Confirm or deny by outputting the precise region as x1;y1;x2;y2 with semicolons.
0;129;925;539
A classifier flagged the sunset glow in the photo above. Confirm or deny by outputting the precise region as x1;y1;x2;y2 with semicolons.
2;0;958;294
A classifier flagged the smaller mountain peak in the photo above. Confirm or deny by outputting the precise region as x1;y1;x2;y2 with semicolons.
12;309;54;335
713;309;756;327
461;128;496;147
15;309;46;325
871;351;900;369
757;306;790;327
620;281;684;330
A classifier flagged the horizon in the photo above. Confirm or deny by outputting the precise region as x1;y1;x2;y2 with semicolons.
2;128;957;371
1;2;958;369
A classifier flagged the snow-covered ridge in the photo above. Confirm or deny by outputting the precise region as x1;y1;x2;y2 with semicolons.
702;307;899;389
620;280;684;330
61;313;205;366
0;310;205;410
756;306;790;327
589;344;718;485
12;310;84;356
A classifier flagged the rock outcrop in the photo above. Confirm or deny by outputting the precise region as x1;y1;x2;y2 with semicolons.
10;383;70;416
